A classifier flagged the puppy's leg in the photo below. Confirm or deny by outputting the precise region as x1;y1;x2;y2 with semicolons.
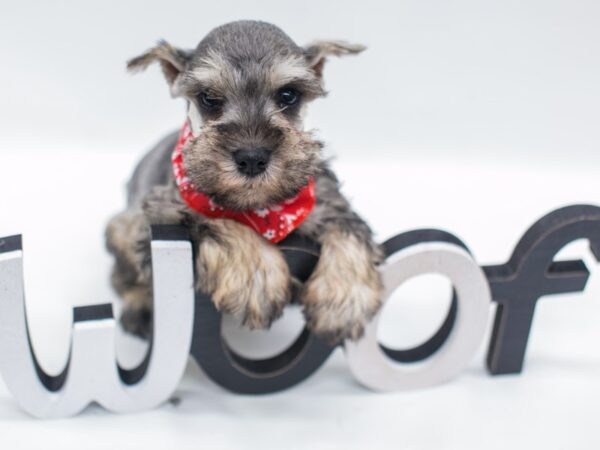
195;219;291;328
301;227;383;343
143;185;292;328
105;210;153;338
109;184;291;334
298;166;384;343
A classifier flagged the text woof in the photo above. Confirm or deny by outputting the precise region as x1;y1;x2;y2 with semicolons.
0;204;597;418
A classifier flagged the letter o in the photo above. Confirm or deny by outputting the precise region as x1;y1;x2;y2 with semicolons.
345;242;491;391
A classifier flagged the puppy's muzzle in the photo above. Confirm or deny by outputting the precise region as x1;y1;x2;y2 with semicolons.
233;148;271;177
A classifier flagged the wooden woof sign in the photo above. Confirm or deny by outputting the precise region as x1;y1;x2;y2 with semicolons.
0;204;598;418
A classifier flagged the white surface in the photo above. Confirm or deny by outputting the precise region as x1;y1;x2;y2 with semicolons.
0;152;599;449
1;0;600;448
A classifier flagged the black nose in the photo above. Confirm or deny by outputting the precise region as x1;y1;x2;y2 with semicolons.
233;148;271;177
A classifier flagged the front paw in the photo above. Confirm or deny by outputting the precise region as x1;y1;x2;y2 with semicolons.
301;232;383;343
196;220;291;329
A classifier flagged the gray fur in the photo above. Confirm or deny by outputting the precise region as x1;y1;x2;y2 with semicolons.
127;131;178;207
107;21;382;342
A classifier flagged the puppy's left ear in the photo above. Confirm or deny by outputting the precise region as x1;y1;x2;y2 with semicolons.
303;40;366;78
127;40;192;96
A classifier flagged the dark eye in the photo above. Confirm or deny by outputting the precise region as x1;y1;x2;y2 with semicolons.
277;87;300;107
198;92;224;111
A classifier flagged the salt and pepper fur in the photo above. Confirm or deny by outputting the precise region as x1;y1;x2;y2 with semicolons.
106;20;383;342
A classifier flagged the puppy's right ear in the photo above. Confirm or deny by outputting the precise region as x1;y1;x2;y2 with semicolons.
303;40;366;78
127;40;192;96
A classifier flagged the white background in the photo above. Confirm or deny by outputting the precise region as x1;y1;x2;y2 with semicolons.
0;1;599;449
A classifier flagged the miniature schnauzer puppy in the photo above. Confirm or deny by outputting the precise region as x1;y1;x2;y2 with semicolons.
106;20;383;343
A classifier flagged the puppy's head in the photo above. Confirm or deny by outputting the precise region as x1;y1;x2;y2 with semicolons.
128;21;364;210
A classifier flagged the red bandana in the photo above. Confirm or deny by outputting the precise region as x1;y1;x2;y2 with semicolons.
172;122;316;243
